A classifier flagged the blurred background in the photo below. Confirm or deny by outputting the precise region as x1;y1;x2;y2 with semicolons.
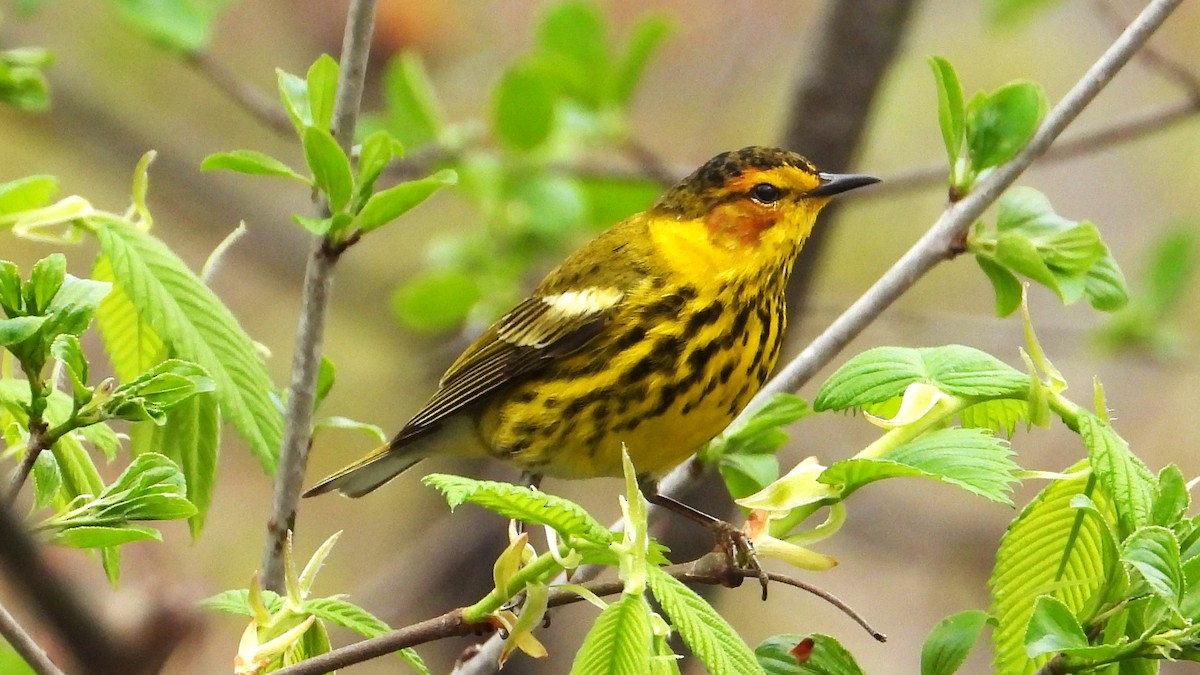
2;0;1198;673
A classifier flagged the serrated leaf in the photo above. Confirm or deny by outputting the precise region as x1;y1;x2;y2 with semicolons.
306;54;339;132
0;175;58;216
94;221;282;473
1024;596;1087;658
823;427;1019;505
161;390;220;538
422;474;611;544
0;315;45;345
607;14;670;107
93;255;166;382
26;252;65;313
53;524;161;548
990;465;1110;675
1152;465;1189;528
921;610;993;675
1079;414;1154;538
958;398;1029;436
570;592;652;675
928;56;965;166
1121;526;1183;610
814;345;1027;411
199;588;284;616
381;52;442;148
353;169;456;233
755;634;865;675
201;150;310;185
646;566;763;675
302;126;354;212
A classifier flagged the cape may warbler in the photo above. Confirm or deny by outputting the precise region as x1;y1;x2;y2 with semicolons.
305;146;877;499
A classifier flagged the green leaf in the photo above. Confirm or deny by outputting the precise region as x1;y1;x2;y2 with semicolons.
354;169;457;233
1079;413;1154;538
966;80;1047;170
109;0;226;52
0;57;49;110
107;359;214;423
990;465;1110;675
1152;465;1189;528
813;345;1027;411
50;334;88;400
392;268;480;333
921;610;993;675
1083;253;1128;313
507;172;586;239
92;255;166;381
302;126;354;212
756;634;865;675
986;0;1066;26
975;255;1024;317
158;390;220;538
570;592;652;675
54;524;161;548
1024;596;1087;658
1140;227;1196;316
0;260;22;312
958;398;1029;436
718;453;779;500
356;130;404;199
423;474;612;544
1121;526;1183;610
314;355;335;412
607;14;671;106
199;588;284;615
494;61;557;150
94;221;282;473
928;56;965;166
577;175;660;229
0;175;58;216
307;593;434;673
993;232;1060;294
200;150;310;185
26;252;66;313
646;566;763;675
276;68;310;132
821;427;1019;506
381;52;443;148
306;54;339;131
0;315;46;345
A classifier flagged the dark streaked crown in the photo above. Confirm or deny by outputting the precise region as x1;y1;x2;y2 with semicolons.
652;146;820;218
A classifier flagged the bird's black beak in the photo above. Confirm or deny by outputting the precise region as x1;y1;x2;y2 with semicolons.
806;172;881;198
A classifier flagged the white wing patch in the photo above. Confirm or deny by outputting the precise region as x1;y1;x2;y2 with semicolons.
541;288;624;319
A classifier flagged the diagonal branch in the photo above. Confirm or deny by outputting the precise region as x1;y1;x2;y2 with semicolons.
184;51;294;136
259;0;378;593
0;601;64;675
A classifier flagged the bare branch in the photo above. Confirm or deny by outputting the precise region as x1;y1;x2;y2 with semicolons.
0;601;64;675
184;51;294;136
260;0;378;592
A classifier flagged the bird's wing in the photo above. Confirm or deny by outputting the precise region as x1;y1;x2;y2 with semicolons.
396;287;625;439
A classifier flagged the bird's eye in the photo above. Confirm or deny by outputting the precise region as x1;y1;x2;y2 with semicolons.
750;183;782;205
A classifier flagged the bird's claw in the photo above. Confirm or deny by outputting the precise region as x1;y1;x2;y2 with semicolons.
709;520;770;600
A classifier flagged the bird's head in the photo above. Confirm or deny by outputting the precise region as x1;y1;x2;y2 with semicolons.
648;147;878;278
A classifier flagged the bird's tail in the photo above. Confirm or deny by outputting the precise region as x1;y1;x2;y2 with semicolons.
302;441;425;498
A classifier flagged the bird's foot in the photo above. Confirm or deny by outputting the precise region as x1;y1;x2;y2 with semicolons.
708;519;770;600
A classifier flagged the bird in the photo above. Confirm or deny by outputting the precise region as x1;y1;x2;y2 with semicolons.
304;146;878;502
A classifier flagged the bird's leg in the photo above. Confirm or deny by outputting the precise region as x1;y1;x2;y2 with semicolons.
640;480;770;600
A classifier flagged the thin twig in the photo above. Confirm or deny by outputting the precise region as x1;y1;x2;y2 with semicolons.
738;0;1183;414
184;51;294;136
273;555;882;675
0;601;65;675
1094;0;1200;99
260;0;378;593
870;96;1200;196
0;501;194;674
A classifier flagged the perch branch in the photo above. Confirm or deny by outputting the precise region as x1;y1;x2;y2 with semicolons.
0;601;64;675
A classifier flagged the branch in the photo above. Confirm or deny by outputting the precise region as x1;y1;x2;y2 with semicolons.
272;554;882;675
0;502;194;674
0;601;64;675
184;51;294;136
741;0;1183;413
868;95;1200;197
260;0;378;592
